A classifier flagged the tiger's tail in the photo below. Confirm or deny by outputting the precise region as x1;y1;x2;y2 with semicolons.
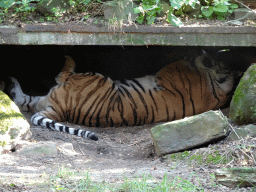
31;113;99;141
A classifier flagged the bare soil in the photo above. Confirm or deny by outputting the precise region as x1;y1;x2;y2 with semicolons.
0;110;256;191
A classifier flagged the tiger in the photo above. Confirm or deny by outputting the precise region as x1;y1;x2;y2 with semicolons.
4;50;243;141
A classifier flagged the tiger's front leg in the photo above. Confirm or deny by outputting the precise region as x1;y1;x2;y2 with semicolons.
7;77;45;113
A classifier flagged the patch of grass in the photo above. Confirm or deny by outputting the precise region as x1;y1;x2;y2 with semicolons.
119;173;204;191
37;165;207;191
163;147;233;167
189;150;229;165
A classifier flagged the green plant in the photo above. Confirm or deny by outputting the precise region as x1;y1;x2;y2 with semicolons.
201;0;238;20
0;0;15;11
167;0;199;26
133;0;162;25
15;0;36;13
69;0;102;13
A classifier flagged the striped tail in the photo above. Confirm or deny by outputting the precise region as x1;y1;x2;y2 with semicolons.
31;114;98;141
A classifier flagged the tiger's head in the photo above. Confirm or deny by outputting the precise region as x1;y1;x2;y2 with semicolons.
194;50;246;94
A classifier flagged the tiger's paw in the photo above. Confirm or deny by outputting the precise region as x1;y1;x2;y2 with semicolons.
2;77;21;100
7;77;24;101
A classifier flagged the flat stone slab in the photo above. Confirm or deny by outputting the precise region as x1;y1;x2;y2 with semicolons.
151;110;228;156
215;167;256;188
0;24;255;46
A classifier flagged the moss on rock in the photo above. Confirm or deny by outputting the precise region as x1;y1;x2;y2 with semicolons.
0;91;30;153
230;64;256;125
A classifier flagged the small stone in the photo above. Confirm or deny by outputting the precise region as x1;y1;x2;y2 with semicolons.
17;142;58;157
58;143;79;156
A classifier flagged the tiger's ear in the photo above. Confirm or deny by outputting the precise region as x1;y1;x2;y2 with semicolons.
55;56;76;84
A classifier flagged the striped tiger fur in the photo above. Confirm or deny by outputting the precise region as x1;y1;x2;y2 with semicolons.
6;51;243;140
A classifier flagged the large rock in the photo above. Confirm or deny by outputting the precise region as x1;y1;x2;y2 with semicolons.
0;91;30;153
230;63;256;125
151;110;228;156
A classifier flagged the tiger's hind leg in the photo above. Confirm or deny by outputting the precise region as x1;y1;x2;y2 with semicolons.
55;55;76;84
31;113;98;141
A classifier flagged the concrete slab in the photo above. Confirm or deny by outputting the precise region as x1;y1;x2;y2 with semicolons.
0;24;255;46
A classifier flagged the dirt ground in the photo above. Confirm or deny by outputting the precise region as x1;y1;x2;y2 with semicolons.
0;110;256;191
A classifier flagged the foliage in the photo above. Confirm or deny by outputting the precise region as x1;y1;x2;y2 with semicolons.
69;0;98;12
201;0;239;20
0;0;240;26
134;0;238;26
41;166;204;191
0;0;39;22
0;0;38;14
133;0;162;25
167;0;199;26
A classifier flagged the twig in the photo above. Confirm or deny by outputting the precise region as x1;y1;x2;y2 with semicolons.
78;147;85;155
238;147;256;164
228;122;245;144
233;0;255;12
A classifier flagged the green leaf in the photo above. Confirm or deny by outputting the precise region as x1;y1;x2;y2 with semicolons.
213;4;228;13
142;4;152;10
175;8;183;16
169;0;183;10
201;6;214;18
214;11;228;17
146;10;156;17
133;7;142;14
0;0;15;9
187;0;199;8
217;15;225;20
229;3;239;9
155;6;162;14
136;14;144;24
169;6;174;14
167;12;184;27
84;15;90;19
0;2;5;8
228;9;234;14
146;15;155;25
